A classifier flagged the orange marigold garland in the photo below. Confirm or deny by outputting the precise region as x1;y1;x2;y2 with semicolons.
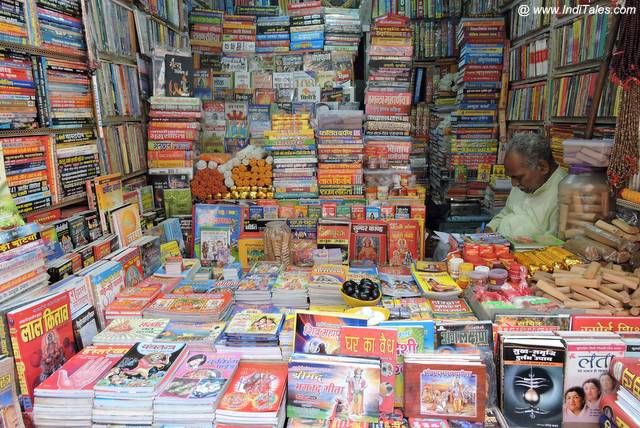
191;166;228;202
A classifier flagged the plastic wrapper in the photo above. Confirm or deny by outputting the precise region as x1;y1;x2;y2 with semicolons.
562;138;613;167
263;221;292;266
583;224;638;253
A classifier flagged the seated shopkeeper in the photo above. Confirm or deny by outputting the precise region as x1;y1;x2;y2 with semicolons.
486;133;567;237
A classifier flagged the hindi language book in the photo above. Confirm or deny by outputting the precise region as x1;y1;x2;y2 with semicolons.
294;311;367;355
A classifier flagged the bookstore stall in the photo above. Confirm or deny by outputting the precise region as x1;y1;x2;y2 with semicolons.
0;0;639;427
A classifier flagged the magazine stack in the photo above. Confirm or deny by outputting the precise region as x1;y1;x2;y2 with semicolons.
142;290;234;321
92;342;186;426
153;351;240;426
218;311;285;360
91;318;171;345
271;271;309;309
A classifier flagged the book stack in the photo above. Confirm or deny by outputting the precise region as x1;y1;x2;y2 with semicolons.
264;114;319;199
216;361;288;427
36;0;86;55
33;345;130;428
451;17;504;196
0;50;38;129
365;15;413;139
222;15;257;55
307;263;347;307
94;63;142;118
0;223;49;304
483;176;511;215
92;318;170;345
271;271;309;309
142;291;234;322
289;14;324;52
0;1;29;45
256;15;290;54
92;342;186;426
2;135;56;214
153;351;241;426
234;273;275;305
412;19;457;59
222;311;284;347
35;58;93;128
316;110;364;198
55;131;101;200
604;358;640;427
323;8;361;53
85;0;135;56
189;8;223;68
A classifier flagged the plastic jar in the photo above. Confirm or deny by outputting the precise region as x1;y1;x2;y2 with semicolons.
469;271;488;288
448;257;464;279
558;167;610;239
475;266;490;275
458;263;474;288
489;268;508;286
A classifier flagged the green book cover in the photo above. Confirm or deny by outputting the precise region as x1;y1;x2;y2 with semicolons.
163;188;193;217
138;185;155;213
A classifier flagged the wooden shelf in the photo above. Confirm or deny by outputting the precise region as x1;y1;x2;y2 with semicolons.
413;57;457;66
149;13;183;33
97;51;137;66
552;59;603;76
509;75;548;85
122;169;148;181
24;193;88;217
551;116;589;123
0;126;95;138
0;41;87;61
101;116;143;126
507;120;545;125
510;26;550;47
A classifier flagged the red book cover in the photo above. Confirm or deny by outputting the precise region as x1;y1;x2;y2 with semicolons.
339;326;398;415
349;220;387;267
7;291;76;409
92;240;112;261
147;151;193;161
599;393;637;428
570;315;640;333
386;219;420;266
610;357;640;402
117;283;162;301
111;247;144;289
217;361;287;414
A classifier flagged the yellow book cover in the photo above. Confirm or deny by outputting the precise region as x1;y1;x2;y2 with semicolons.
238;238;265;270
111;203;142;248
160;241;181;264
411;270;462;299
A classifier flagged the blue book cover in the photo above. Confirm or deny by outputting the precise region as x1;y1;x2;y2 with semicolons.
192;204;242;260
379;320;435;350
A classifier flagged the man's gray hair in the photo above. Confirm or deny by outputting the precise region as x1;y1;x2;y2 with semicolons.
505;132;555;169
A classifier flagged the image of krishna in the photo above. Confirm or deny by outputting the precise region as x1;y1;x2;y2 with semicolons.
346;368;368;419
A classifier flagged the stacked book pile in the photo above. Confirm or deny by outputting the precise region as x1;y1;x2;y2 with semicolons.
92;318;171;345
217;311;284;360
37;0;86;55
483;176;511;215
100;123;146;176
147;96;201;170
316;110;364;198
307;263;347;307
602;358;640;427
55;131;101;200
0;223;49;304
264;114;319;199
142;291;234;322
35;58;93;128
427;78;457;203
290;13;323;52
216;361;288;427
33;345;130;428
0;1;29;45
2;135;56;214
451;17;504;198
271;271;309;308
256;15;290;54
222;15;256;55
153;351;240;426
323;8;361;53
0;50;38;129
189;8;223;68
365;15;413;138
92;342;186;426
104;280;162;321
235;273;275;305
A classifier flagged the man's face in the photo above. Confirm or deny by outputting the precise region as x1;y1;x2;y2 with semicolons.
504;151;549;194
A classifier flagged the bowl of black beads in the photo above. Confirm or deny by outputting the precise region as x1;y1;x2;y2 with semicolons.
341;278;382;307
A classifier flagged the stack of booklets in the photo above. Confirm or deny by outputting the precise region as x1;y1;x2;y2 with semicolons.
264;114;319;199
222;15;256;55
234;273;275;305
153;351;240;425
142;291;234;322
33;345;130;427
412;19;458;59
37;0;86;55
189;8;223;68
147;96;201;171
316;110;364;198
365;15;413;138
0;1;29;45
0;49;38;129
154;320;226;348
92;318;171;345
222;311;284;347
256;15;290;54
603;357;640;428
290;13;324;52
2;135;56;214
35;58;93;128
271;271;309;308
307;264;347;307
92;342;186;425
94;62;141;118
55;131;101;200
483;177;511;215
323;7;361;53
216;361;288;427
451;17;504;197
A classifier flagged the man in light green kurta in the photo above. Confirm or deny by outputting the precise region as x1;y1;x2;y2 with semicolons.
487;133;567;237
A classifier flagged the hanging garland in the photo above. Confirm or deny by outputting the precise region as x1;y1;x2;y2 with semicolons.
607;84;640;191
610;0;640;88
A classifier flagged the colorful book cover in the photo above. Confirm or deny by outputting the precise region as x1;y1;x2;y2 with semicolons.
317;219;351;265
156;321;226;345
294;311;367;355
378;266;421;298
92;318;170;344
435;321;493;353
163;188;193;217
309;264;348;288
428;299;477;322
386;219;421;266
111;204;143;248
288;353;381;422
217;361;288;415
111;247;144;289
238;238;265;270
339;326;398;414
34;345;131;396
349;220;387;267
412;271;462;299
200;225;232;267
272;272;309;291
6;291;76;409
225;312;284;336
192;204;242;260
157;351;240;403
84;261;125;329
0;357;24;428
165;55;194;97
94;342;186;393
403;359;486;422
570;315;640;333
93;174;123;234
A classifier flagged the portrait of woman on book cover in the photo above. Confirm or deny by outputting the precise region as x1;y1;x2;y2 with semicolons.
563;386;590;422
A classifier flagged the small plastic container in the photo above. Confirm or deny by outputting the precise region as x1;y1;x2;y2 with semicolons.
469;271;488;288
489;268;508;286
448;257;464;279
562;138;613;167
475;266;490;275
458;263;474;288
